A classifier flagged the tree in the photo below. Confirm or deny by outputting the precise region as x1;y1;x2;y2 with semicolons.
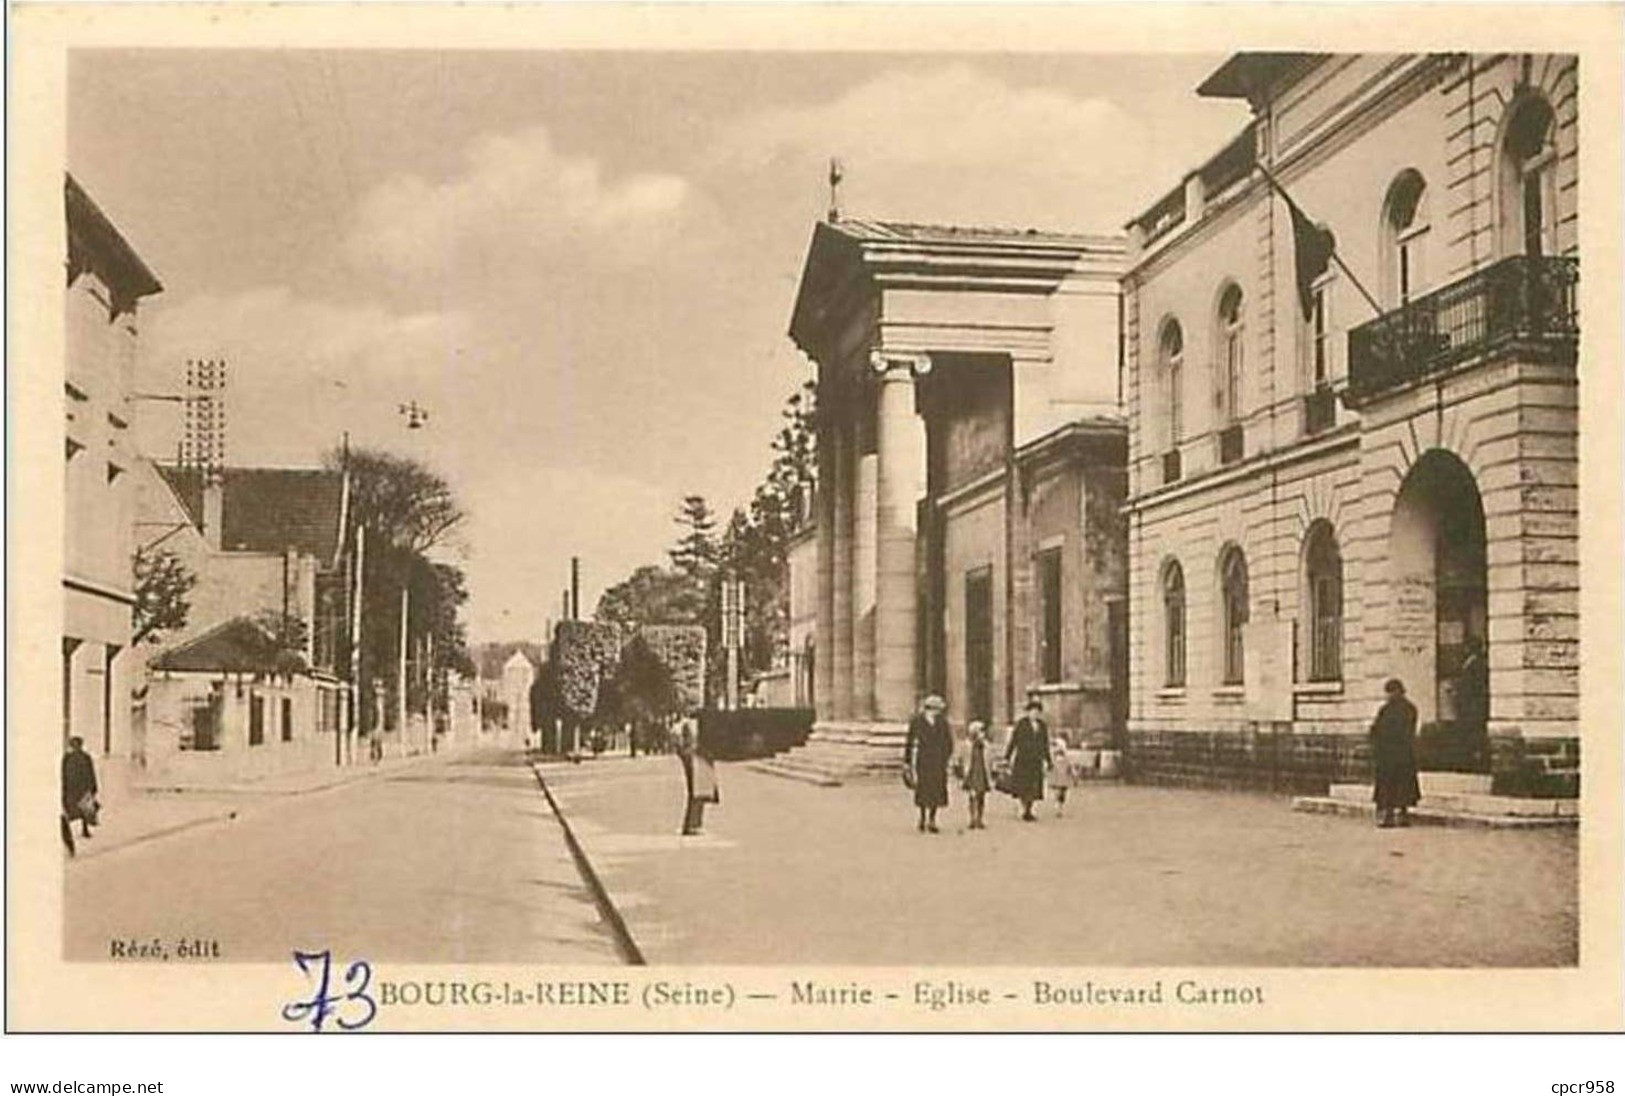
603;634;682;729
669;495;719;581
594;564;705;627
330;446;464;553
132;547;195;646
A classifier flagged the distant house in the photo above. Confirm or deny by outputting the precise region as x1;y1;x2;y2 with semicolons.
501;650;536;738
134;463;356;785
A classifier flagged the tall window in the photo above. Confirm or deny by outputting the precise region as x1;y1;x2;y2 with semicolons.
1160;321;1184;448
1217;285;1244;424
281;696;294;743
1382;170;1429;306
1306;277;1334;390
1219;546;1249;686
1305;521;1344;682
1502;94;1557;257
249;694;266;747
1037;547;1063;684
965;567;994;724
1162;560;1186;688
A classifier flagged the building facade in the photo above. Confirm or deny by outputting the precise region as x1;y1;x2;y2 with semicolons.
64;175;162;770
1122;53;1579;794
774;219;1126;780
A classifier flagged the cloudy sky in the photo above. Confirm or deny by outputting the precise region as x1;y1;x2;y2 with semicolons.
69;49;1249;641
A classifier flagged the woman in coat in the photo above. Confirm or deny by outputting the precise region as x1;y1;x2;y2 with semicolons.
1005;698;1051;821
1370;678;1421;828
904;695;953;833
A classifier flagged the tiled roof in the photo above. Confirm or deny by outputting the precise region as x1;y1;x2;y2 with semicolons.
151;616;306;675
159;465;345;561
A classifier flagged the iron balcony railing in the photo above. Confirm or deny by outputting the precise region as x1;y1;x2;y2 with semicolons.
1347;254;1578;404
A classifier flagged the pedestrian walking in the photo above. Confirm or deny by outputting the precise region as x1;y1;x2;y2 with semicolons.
1049;729;1078;817
60;735;99;856
677;717;719;836
955;720;993;830
904;695;952;833
1005;698;1051;821
1370;678;1421;828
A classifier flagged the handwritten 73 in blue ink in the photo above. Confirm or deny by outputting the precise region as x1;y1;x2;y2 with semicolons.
281;950;378;1032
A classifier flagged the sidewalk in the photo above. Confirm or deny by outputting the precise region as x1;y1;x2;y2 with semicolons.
75;749;447;860
536;757;1578;967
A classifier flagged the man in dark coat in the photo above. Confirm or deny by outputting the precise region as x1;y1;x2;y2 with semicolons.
904;695;952;833
1005;698;1051;822
1370;678;1421;828
61;736;98;855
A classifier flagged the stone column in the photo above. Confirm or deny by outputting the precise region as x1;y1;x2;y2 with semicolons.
852;411;879;721
872;352;930;722
830;416;855;721
813;414;835;722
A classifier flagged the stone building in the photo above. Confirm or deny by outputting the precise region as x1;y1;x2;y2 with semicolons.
63;174;162;769
1121;53;1579;795
765;218;1126;782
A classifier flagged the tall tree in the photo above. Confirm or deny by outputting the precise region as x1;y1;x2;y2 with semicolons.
595;564;705;627
668;494;719;581
334;446;465;553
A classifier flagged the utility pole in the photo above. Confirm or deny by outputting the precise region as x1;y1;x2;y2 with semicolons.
348;522;365;765
397;583;409;756
570;556;581;621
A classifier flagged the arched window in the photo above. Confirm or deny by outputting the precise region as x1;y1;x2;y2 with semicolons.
1382;171;1429;306
1218;545;1248;685
1160;321;1184;448
1216;285;1244;424
1304;521;1343;683
1162;559;1186;687
1501;94;1557;258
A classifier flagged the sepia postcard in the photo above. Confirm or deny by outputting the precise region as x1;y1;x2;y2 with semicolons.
7;2;1622;1036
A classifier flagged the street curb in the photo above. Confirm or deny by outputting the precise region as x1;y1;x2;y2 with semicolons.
528;762;646;967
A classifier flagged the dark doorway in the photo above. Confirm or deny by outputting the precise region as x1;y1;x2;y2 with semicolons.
965;567;994;725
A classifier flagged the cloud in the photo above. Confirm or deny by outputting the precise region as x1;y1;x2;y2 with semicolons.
715;64;1163;232
347;125;698;279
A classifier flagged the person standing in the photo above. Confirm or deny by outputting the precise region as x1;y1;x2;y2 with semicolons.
1048;729;1077;818
60;736;98;855
904;695;952;833
1006;698;1051;822
677;717;719;836
956;720;993;830
1370;678;1421;828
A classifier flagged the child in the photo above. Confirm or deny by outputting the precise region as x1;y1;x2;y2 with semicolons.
958;721;993;830
1049;730;1078;817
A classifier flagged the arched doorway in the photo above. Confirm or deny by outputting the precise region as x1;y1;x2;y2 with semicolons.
1388;450;1489;770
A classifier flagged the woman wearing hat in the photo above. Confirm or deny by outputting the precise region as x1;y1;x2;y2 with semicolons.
1370;677;1420;828
904;694;953;833
1005;697;1052;821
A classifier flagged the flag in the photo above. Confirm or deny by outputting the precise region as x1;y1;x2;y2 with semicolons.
1258;165;1337;322
1287;198;1336;323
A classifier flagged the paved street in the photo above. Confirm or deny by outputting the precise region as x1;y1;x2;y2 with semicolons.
541;757;1578;967
65;747;620;964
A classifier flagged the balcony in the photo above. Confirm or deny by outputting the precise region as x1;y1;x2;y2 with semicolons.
1161;448;1182;486
1303;386;1337;435
1346;254;1578;405
1217;423;1244;465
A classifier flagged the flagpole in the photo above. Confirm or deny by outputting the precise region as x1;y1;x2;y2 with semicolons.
1255;163;1386;321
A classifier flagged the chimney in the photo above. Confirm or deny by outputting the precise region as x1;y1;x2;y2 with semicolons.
202;470;224;550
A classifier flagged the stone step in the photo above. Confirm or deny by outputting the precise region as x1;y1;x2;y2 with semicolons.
1326;783;1573;817
751;721;911;788
1419;772;1494;795
1294;795;1577;829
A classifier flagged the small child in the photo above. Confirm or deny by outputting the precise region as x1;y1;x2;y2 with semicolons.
959;721;993;830
1050;731;1078;817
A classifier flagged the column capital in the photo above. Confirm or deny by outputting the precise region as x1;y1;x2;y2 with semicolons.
869;350;932;379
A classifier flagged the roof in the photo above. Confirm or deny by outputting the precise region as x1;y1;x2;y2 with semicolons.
1197;53;1323;104
151;616;307;675
65;174;162;313
789;218;1125;360
160;465;346;562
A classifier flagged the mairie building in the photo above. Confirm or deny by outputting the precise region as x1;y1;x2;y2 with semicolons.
1121;53;1579;797
763;218;1127;782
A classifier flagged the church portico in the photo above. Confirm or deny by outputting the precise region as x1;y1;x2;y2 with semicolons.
763;217;1127;784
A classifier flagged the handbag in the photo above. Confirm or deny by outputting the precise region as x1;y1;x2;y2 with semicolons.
993;761;1018;797
76;791;100;825
901;765;916;790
